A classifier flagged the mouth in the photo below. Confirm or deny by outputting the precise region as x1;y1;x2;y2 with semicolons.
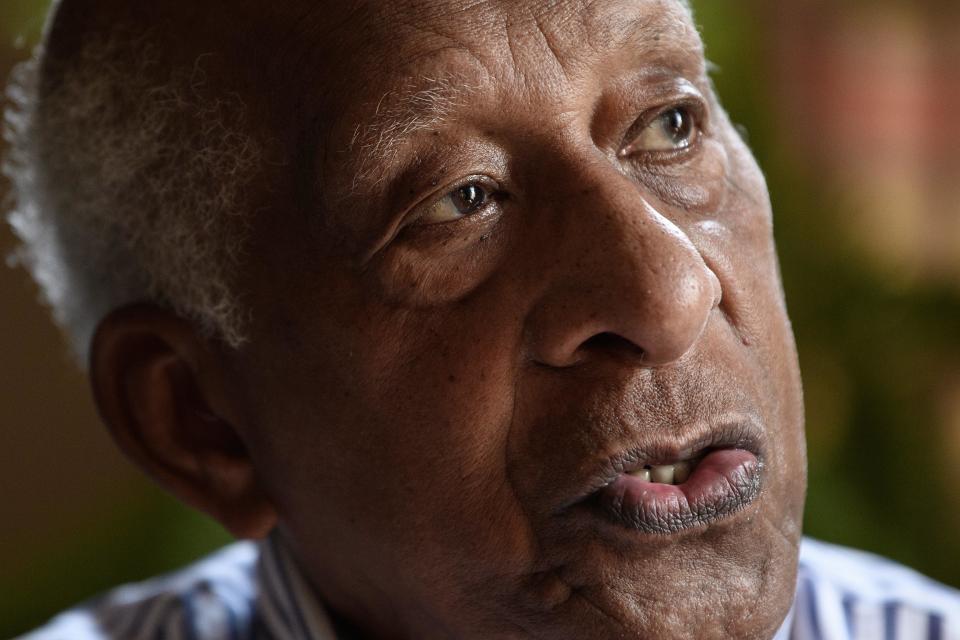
567;420;765;536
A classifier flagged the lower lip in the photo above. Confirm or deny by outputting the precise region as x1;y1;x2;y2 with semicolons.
594;449;762;535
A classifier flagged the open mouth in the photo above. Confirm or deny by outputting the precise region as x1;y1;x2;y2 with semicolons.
573;423;765;536
622;453;706;485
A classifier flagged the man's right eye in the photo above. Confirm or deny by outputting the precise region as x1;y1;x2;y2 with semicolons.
416;180;496;225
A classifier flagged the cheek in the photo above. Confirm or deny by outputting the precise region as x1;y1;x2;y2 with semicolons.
691;133;780;340
685;135;806;532
370;214;511;307
246;297;544;608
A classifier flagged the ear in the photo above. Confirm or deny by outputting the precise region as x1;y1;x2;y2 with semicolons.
89;304;277;539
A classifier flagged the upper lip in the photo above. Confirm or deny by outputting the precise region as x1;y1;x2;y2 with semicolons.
555;415;765;513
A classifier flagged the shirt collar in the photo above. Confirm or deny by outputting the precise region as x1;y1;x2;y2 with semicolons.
773;600;797;640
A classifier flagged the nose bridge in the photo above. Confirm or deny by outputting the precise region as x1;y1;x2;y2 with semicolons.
530;162;722;368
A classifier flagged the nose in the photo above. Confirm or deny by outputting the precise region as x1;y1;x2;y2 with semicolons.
527;169;722;369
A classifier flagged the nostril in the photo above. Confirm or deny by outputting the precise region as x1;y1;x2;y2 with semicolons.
580;332;645;358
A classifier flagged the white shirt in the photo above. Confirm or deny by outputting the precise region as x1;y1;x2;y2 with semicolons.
18;536;960;639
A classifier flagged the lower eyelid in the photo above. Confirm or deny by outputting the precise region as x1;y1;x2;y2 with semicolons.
407;200;501;238
626;133;703;165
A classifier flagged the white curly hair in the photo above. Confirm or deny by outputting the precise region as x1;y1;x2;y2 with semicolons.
3;9;263;365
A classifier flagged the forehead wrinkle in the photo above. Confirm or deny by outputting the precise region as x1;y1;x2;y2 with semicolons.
327;0;702;197
345;69;488;190
577;0;704;72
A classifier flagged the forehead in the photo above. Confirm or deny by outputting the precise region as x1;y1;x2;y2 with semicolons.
265;0;702;88
248;0;705;184
299;0;695;56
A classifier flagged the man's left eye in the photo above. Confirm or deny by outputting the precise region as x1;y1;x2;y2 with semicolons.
417;181;494;225
627;106;700;153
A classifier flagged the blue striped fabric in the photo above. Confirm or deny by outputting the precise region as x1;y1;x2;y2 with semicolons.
18;537;960;639
774;539;960;640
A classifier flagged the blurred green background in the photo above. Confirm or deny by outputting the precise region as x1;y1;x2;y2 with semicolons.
2;0;959;636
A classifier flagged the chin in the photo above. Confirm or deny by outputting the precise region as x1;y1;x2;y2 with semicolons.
496;495;801;640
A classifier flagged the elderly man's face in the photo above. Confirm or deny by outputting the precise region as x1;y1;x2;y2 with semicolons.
217;0;806;637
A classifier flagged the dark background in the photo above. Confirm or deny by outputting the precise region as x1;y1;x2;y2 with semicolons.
2;0;959;636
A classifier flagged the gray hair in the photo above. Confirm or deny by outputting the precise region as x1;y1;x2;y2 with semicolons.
3;24;263;364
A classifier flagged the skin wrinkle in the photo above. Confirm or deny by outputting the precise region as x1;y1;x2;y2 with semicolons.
38;0;810;638
534;16;573;83
498;367;642;640
570;586;633;633
348;2;696;195
331;18;499;197
510;358;756;632
347;73;485;190
328;3;705;222
394;7;496;73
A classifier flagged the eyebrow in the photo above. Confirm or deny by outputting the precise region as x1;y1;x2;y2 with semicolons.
345;72;486;189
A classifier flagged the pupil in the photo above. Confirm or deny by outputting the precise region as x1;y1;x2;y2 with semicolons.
455;184;486;213
663;108;691;143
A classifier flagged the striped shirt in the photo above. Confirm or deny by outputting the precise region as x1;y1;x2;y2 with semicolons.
19;537;960;639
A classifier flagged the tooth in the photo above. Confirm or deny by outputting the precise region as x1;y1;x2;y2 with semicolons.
651;465;675;484
630;468;651;482
673;461;691;484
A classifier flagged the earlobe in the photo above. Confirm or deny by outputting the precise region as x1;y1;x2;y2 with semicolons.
89;304;277;539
